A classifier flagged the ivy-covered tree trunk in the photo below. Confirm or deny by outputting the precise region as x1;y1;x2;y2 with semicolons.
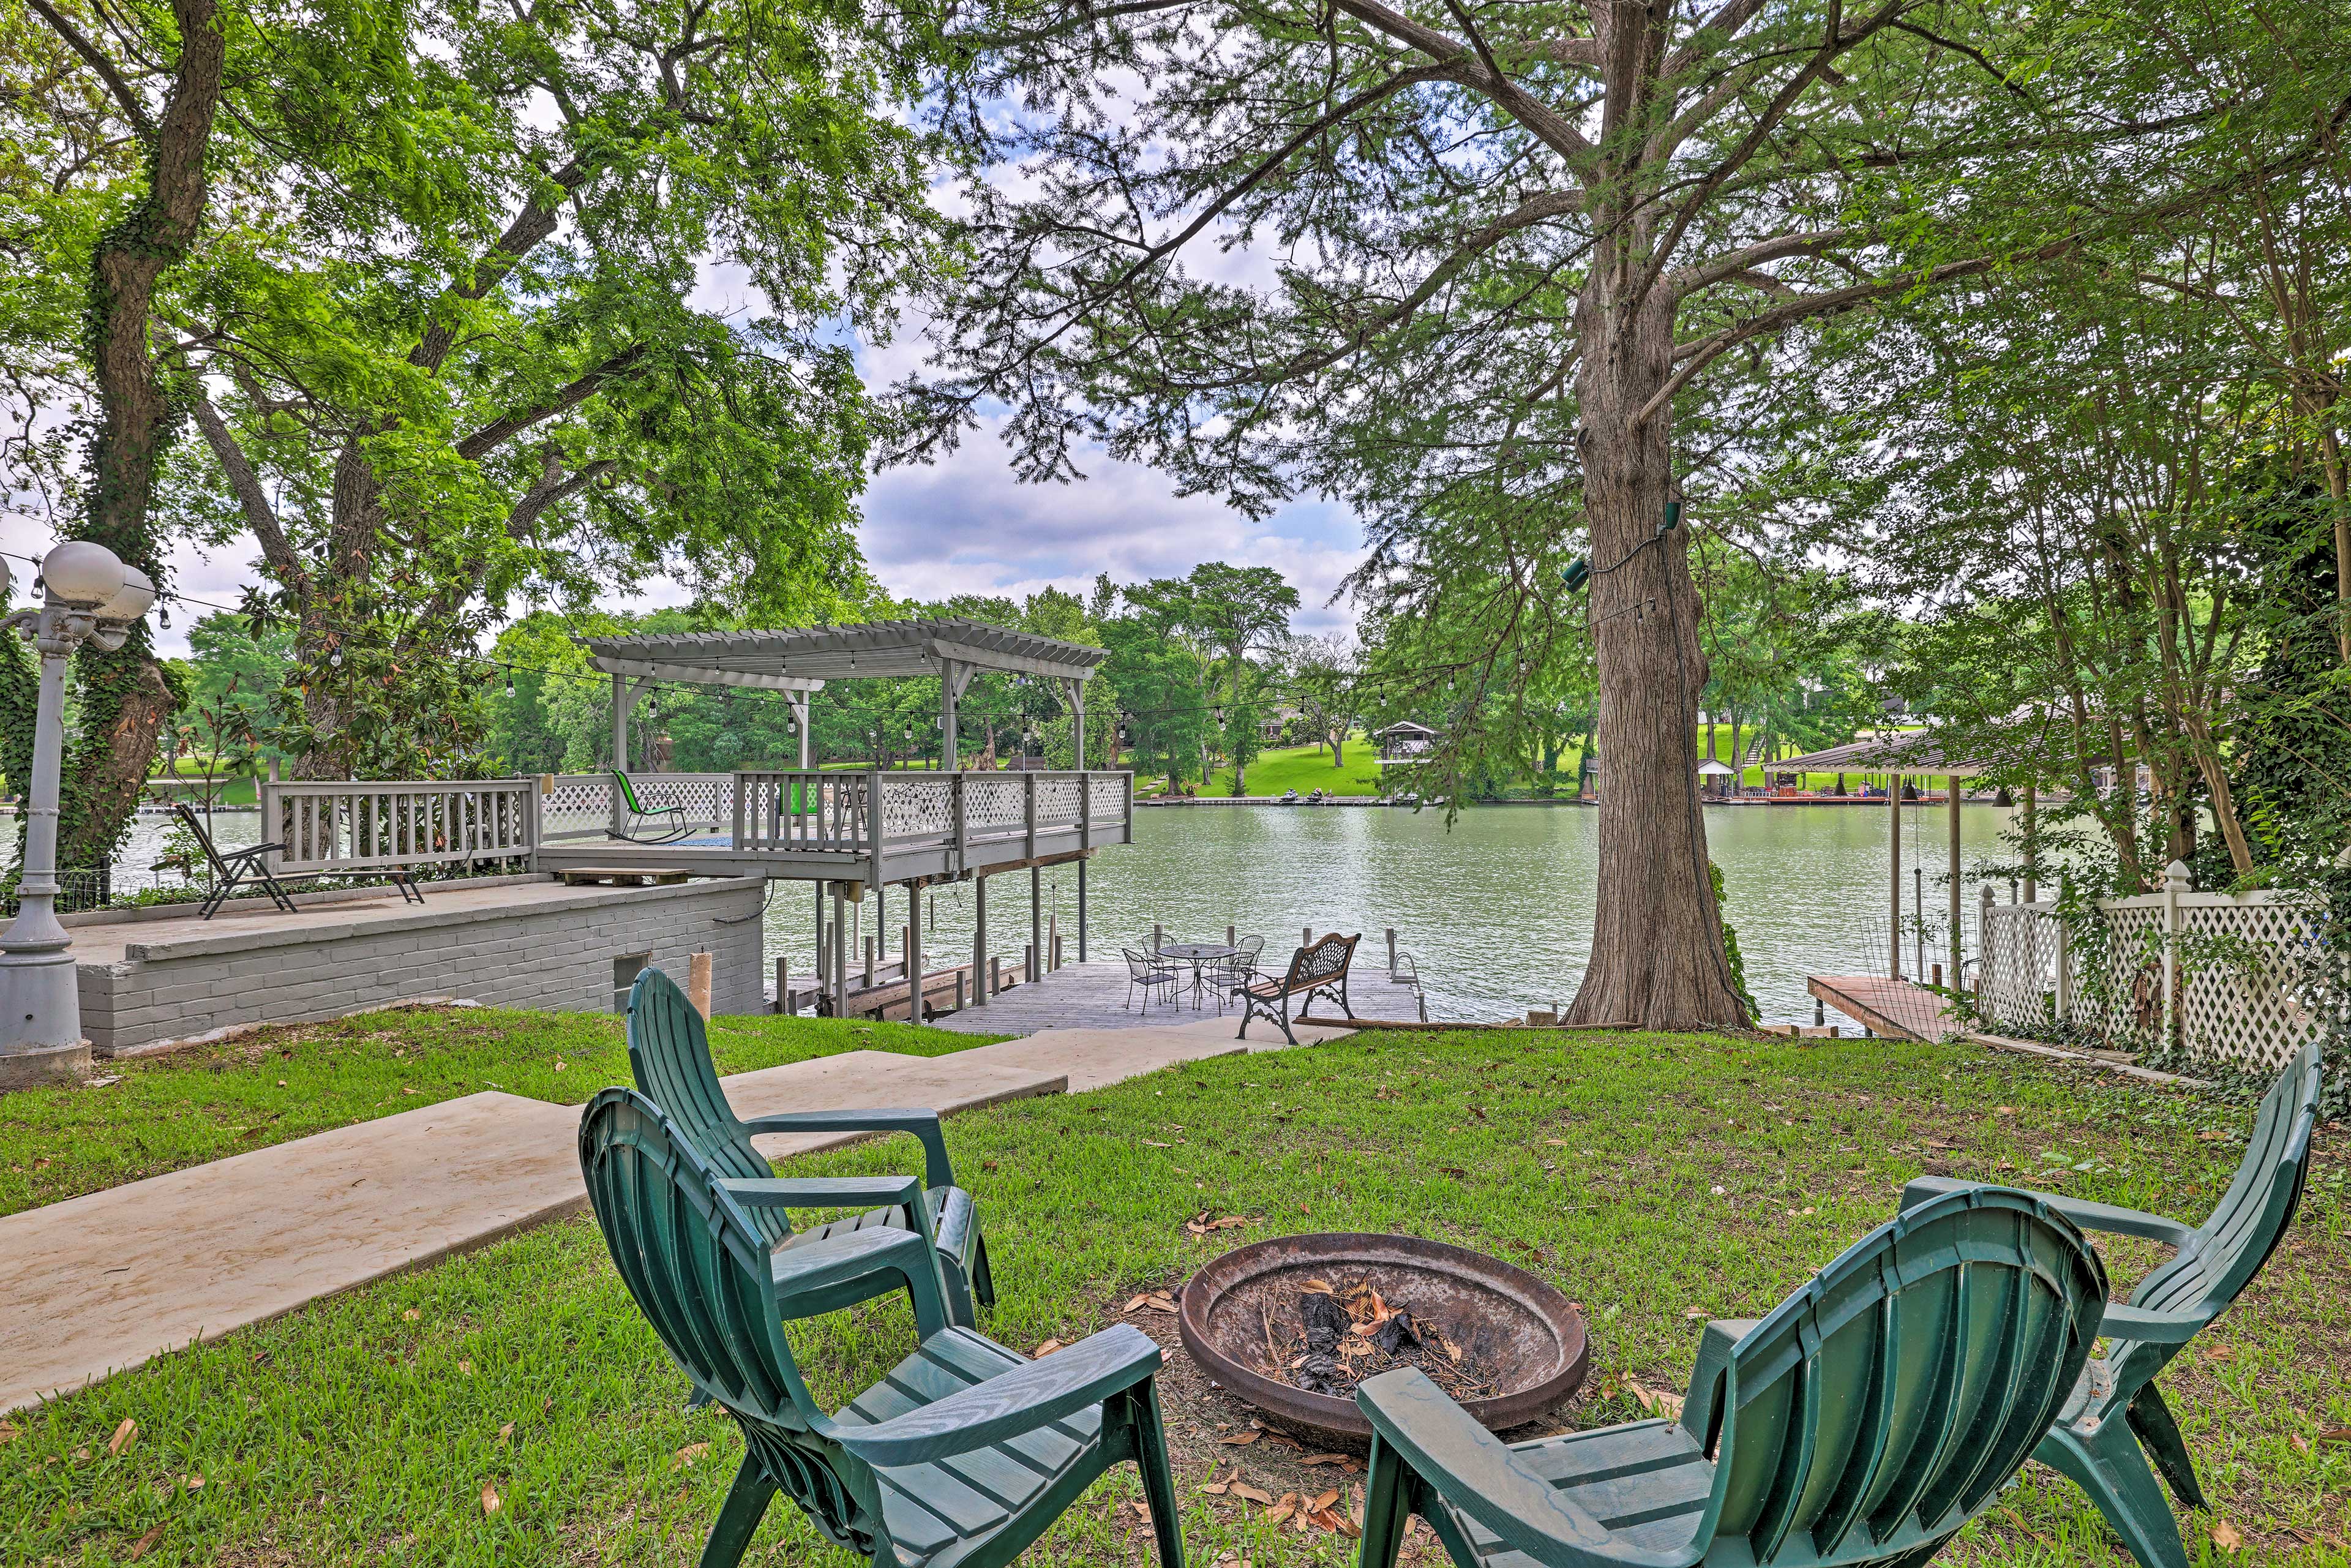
47;0;225;874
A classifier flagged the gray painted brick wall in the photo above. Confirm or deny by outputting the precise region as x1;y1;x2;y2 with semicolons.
77;877;766;1056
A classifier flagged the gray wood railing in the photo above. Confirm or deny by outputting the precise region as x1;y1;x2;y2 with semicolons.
260;778;538;875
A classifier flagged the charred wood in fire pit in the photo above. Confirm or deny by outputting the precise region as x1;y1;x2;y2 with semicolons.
1295;1289;1353;1395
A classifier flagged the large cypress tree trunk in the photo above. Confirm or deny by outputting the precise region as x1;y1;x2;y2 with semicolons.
49;0;225;874
1562;211;1745;1030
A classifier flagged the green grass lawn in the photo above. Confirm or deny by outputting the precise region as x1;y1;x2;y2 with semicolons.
4;1021;2344;1567
0;1008;1000;1219
1202;736;1390;797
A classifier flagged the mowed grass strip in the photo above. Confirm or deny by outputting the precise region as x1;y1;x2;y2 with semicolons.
0;1007;1000;1218
2;1026;2344;1567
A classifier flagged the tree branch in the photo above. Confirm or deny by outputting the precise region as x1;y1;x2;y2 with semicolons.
452;344;650;460
187;391;308;591
1668;228;1858;298
26;0;155;138
410;157;595;373
1330;0;1594;168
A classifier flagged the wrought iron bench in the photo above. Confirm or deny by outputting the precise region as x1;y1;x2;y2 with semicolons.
1235;931;1358;1044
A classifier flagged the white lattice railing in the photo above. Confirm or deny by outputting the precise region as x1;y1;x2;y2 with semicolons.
261;779;537;875
732;769;1123;861
1973;865;2324;1074
541;771;735;841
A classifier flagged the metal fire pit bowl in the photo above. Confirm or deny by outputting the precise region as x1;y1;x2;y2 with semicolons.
1177;1232;1589;1442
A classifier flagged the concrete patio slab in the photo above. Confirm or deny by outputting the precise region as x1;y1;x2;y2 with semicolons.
0;1049;1068;1414
959;1015;1354;1091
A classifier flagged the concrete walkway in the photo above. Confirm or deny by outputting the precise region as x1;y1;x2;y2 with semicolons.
0;1015;1349;1414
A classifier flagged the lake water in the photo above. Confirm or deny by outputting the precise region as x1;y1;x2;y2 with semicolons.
86;798;2022;1026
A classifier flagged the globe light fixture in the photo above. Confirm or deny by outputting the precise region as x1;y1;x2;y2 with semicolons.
0;540;157;1085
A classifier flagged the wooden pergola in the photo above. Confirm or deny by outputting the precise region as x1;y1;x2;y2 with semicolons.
1772;733;2023;984
580;618;1109;771
575;618;1116;1012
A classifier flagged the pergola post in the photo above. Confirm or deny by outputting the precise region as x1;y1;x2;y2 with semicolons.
610;672;629;833
972;874;988;1006
941;659;962;770
1888;773;1903;980
1947;775;1962;987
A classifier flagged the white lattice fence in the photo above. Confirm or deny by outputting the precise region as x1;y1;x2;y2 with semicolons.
2174;893;2325;1074
1088;776;1125;820
1978;903;2058;1032
1973;868;2323;1073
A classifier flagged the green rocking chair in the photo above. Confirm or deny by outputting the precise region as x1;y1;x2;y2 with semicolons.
1898;1038;2326;1568
627;967;996;1328
579;1087;1185;1568
609;768;694;842
1355;1185;2107;1568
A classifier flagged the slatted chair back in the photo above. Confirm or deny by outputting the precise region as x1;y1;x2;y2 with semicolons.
1683;1187;2105;1565
578;1088;877;1538
2114;1038;2322;1385
626;967;793;1250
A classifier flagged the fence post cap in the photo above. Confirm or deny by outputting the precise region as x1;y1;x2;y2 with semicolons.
2164;859;2193;891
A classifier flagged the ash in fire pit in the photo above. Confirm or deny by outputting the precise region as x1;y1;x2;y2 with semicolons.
1278;1277;1496;1403
1179;1232;1588;1442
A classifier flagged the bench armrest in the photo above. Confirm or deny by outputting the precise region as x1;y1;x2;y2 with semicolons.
1900;1176;2197;1249
832;1325;1162;1467
741;1108;953;1189
1357;1370;1647;1568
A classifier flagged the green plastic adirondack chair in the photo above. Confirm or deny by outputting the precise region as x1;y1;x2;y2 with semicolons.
1897;1038;2325;1568
627;967;996;1327
1355;1185;2107;1568
578;1087;1185;1568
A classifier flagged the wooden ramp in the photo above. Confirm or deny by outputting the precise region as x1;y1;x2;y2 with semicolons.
1808;975;1957;1043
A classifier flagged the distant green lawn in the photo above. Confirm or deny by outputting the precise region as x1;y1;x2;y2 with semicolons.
1203;735;1389;796
4;1019;2343;1566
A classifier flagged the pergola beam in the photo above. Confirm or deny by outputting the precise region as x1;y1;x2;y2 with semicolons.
588;655;823;693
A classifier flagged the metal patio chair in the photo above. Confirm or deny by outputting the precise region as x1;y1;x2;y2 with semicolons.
607;769;693;842
1122;947;1180;1013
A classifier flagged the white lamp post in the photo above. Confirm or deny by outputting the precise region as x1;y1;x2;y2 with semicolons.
0;542;155;1086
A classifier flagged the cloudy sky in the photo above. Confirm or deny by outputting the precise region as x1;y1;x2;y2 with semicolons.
0;271;1365;660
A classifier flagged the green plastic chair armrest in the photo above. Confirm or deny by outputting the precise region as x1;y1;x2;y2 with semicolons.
2096;1304;2206;1344
767;1225;952;1338
1902;1175;2197;1249
720;1174;930;1223
831;1324;1162;1467
741;1109;954;1190
1357;1369;1653;1568
1679;1318;1761;1442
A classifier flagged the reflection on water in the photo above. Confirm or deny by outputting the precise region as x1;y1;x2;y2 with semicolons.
64;799;2022;1026
763;801;2021;1026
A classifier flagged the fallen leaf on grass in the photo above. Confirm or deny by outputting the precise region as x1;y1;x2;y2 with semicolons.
457;1359;474;1375
183;1474;203;1490
1299;1453;1354;1468
1183;1212;1251;1236
1218;1429;1262;1447
2210;1520;2242;1553
1230;1482;1275;1506
107;1418;138;1456
2318;1427;2351;1445
1438;1166;1468;1179
481;1482;501;1517
2201;1344;2234;1364
126;1524;164;1561
1130;1500;1152;1523
1032;1340;1062;1358
1142;1139;1172;1148
497;1422;515;1444
403;1308;421;1322
1310;1488;1341;1512
2291;1434;2311;1454
0;1420;18;1443
673;1442;710;1468
1682;1308;1710;1321
1310;1507;1359;1537
1624;1378;1684;1419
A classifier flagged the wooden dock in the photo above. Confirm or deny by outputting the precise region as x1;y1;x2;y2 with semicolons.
1807;974;1957;1043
